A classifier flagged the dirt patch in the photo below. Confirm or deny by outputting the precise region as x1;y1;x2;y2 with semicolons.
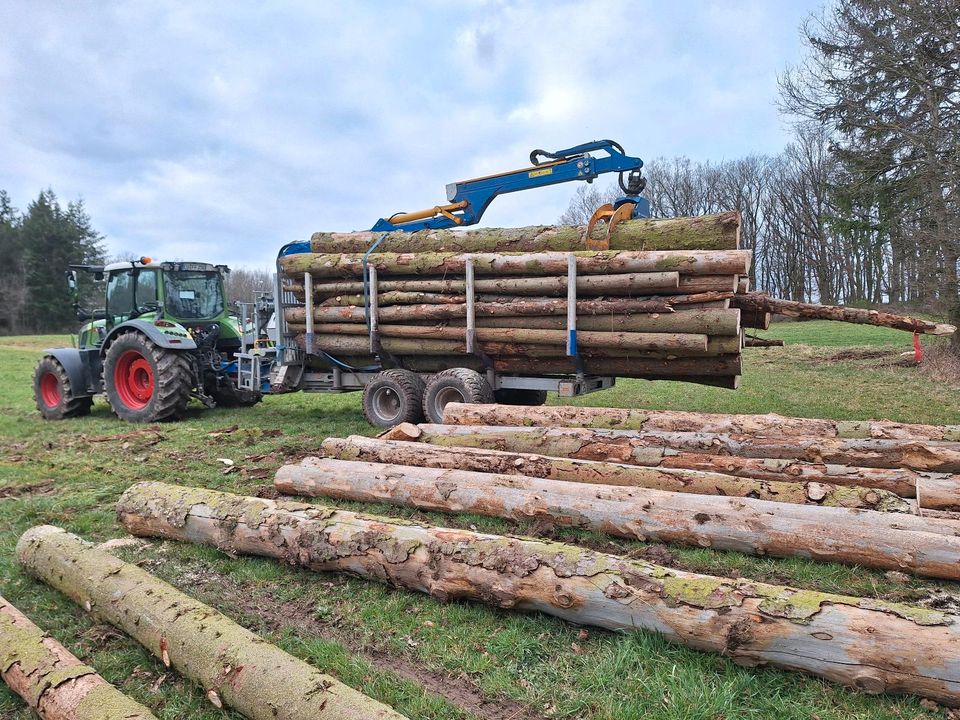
823;348;893;361
0;480;55;499
178;571;545;720
917;590;960;615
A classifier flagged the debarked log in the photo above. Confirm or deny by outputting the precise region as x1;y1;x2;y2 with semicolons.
408;424;960;472
273;458;959;577
309;212;741;254
15;526;406;720
0;594;158;719
115;482;960;707
439;403;960;441
732;293;956;336
319;435;911;511
279;249;752;279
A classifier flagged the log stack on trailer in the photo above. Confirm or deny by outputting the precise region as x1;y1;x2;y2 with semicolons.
277;212;750;397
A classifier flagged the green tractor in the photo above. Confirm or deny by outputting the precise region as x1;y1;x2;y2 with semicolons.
33;257;263;422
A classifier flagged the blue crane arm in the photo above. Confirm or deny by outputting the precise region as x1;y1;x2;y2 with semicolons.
370;139;649;233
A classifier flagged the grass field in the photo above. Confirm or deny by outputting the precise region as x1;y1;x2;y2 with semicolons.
1;322;958;720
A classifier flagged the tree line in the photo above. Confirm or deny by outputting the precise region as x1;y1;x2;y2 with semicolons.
563;0;960;326
0;190;105;334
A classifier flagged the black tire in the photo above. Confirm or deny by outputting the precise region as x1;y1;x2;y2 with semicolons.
102;331;192;422
493;388;549;406
362;369;425;428
422;368;494;424
33;356;93;420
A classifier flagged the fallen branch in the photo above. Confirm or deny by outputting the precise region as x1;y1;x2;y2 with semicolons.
0;594;158;719
115;481;960;708
15;526;406;720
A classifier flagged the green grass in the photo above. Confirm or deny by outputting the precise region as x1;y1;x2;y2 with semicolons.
0;323;957;719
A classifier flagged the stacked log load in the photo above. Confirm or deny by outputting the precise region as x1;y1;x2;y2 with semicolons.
278;212;749;388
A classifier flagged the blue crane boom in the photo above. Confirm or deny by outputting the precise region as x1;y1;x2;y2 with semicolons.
371;139;650;233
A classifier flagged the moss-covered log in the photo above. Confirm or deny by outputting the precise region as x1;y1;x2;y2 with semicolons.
440;403;960;441
115;481;960;707
308;212;741;254
15;526;405;720
0;594;158;720
274;457;957;576
319;435;910;511
732;293;956;336
279;249;752;279
408;423;960;472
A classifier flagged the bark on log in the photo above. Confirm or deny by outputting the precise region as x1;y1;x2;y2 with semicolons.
279;249;753;279
676;275;738;293
301;271;683;298
738;310;771;330
410;423;960;472
408;308;742;336
308;212;741;254
732;293;957;336
274;457;959;577
314;325;709;352
285;297;676;325
115;481;960;707
743;336;783;347
318;291;465;306
0;594;158;720
439;403;960;441
319;435;911;511
15;526;405;720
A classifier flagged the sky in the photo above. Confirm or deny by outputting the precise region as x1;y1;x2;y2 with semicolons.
0;0;822;269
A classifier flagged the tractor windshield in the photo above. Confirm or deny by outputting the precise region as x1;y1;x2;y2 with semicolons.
163;271;224;320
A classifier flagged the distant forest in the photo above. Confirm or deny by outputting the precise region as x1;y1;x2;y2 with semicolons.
564;1;959;325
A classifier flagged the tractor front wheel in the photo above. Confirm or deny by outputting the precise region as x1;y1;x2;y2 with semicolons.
33;356;92;420
103;332;192;422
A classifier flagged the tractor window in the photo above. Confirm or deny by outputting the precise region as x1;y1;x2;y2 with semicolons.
163;271;224;320
137;270;158;305
106;270;135;323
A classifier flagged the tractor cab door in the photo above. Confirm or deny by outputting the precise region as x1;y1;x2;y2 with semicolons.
106;269;159;330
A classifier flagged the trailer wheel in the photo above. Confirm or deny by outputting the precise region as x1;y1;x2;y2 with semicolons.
423;368;494;424
103;331;192;422
33;356;93;420
494;388;548;406
362;369;425;428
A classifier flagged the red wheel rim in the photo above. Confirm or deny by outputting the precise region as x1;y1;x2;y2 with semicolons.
114;350;154;410
40;372;61;407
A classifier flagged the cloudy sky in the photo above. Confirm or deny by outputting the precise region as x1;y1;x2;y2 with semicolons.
0;0;821;269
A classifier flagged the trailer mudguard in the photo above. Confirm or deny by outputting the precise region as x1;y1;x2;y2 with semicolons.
43;347;96;396
101;319;198;352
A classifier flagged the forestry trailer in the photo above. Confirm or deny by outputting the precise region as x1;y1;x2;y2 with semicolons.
34;140;652;426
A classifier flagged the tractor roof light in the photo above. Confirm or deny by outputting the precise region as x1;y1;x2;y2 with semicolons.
139;256;153;265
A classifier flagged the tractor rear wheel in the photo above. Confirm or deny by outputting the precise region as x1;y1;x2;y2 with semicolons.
103;331;192;422
33;356;93;420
